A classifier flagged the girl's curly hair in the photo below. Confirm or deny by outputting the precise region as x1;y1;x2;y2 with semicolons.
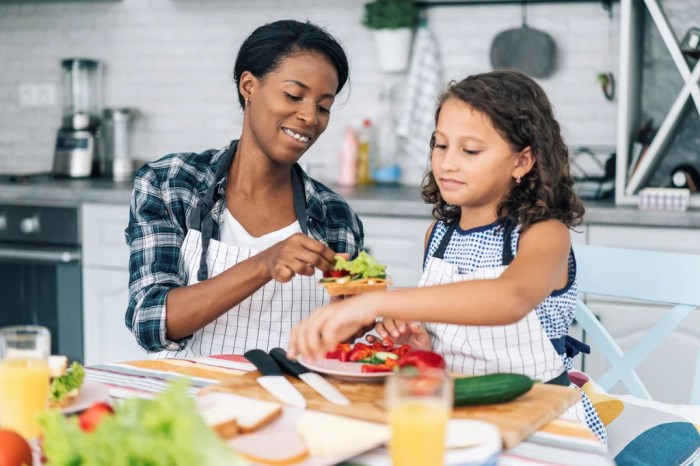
421;69;584;231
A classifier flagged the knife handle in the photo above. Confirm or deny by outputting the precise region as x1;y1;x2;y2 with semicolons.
244;349;283;376
270;348;309;376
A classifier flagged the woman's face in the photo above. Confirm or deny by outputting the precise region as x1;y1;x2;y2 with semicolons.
431;97;519;212
242;51;338;166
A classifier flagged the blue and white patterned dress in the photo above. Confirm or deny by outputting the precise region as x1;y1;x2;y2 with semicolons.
420;219;607;443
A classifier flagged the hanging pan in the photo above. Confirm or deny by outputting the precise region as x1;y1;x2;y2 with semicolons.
489;1;557;79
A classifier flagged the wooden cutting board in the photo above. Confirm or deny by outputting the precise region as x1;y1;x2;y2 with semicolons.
200;371;580;449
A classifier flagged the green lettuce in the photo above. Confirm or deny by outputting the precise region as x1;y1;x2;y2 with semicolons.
49;361;85;403
40;381;247;466
334;251;386;279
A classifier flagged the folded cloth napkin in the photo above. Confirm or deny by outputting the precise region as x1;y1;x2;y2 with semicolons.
396;24;444;181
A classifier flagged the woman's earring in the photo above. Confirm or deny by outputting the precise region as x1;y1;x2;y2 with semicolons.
515;176;522;184
245;98;250;107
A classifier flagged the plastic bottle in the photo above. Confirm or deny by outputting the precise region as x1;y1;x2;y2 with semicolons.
337;126;358;186
372;82;401;185
356;119;373;186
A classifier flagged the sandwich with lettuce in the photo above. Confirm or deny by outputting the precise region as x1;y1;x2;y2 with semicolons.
48;356;85;408
319;251;390;296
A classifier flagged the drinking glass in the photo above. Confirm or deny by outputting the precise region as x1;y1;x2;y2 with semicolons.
386;368;452;466
0;325;51;439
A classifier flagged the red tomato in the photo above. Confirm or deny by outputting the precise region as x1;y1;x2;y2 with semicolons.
361;364;393;373
0;429;33;466
78;402;114;432
397;350;446;370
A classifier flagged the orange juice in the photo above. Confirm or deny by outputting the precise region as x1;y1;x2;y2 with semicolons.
389;398;449;466
0;357;50;439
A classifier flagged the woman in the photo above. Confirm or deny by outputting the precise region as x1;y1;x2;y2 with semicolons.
125;20;363;358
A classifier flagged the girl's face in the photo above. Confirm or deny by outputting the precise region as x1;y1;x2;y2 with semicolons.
431;98;523;215
241;51;338;166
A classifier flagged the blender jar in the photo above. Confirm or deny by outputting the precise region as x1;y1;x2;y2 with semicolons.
60;58;101;130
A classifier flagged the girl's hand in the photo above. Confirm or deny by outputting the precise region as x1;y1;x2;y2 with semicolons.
372;319;431;350
288;294;379;362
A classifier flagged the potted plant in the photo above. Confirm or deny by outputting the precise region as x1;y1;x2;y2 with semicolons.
362;0;419;73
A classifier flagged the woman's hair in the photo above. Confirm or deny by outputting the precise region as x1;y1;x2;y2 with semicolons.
233;20;349;109
421;69;584;230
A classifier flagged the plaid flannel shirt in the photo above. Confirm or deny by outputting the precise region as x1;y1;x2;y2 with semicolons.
125;143;364;352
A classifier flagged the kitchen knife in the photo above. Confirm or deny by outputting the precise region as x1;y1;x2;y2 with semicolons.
244;349;306;409
269;348;351;406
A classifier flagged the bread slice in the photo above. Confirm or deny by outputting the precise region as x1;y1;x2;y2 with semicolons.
199;395;282;439
48;355;68;378
235;398;283;433
323;281;388;297
230;431;308;465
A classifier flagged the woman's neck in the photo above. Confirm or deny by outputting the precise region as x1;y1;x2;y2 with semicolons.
228;139;292;198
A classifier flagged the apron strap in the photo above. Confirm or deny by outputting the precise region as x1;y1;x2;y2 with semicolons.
501;217;516;266
192;141;236;281
432;221;458;259
291;164;308;235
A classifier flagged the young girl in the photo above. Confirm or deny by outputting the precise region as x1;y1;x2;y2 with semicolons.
288;69;606;442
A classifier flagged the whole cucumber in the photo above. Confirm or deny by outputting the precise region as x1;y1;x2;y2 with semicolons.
453;373;534;406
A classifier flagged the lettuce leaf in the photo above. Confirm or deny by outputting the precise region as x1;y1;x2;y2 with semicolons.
49;361;85;403
40;381;247;466
334;251;386;278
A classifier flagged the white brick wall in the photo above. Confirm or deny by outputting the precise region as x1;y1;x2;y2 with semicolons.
0;0;618;182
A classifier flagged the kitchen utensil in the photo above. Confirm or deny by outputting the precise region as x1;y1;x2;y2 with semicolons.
53;58;102;178
489;2;557;79
269;348;350;406
244;349;306;409
101;108;139;181
202;370;580;449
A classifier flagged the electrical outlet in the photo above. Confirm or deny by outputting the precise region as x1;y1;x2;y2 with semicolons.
18;83;56;107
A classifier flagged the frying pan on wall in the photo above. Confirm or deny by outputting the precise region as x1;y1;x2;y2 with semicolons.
490;2;557;79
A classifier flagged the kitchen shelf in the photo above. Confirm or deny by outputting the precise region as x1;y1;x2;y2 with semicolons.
415;0;616;14
615;0;700;206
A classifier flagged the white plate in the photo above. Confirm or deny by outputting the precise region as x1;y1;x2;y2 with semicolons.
297;356;390;383
59;379;111;414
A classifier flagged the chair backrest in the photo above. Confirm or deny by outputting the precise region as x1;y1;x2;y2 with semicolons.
573;244;700;403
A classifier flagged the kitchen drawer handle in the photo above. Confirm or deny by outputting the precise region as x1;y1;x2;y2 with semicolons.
0;247;81;263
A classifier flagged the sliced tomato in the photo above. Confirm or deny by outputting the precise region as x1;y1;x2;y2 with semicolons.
361;364;394;373
390;344;412;357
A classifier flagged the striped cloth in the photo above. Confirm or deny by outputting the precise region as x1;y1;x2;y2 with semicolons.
395;24;444;184
84;356;613;465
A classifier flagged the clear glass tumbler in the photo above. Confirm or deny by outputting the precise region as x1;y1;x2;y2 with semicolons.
386;368;452;466
0;325;51;439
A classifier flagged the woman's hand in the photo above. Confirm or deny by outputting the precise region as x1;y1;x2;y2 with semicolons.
259;233;335;282
288;294;379;362
369;319;431;350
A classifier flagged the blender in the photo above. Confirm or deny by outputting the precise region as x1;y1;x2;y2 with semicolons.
52;58;102;178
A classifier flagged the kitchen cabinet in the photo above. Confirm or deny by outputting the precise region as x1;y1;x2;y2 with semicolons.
81;203;145;365
615;0;700;206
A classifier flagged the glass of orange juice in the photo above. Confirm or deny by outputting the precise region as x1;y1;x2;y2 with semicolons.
386;367;452;466
0;325;51;439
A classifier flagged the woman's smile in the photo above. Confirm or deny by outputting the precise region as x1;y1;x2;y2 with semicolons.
282;127;312;149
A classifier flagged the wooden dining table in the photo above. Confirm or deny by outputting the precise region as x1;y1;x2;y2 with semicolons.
82;355;615;466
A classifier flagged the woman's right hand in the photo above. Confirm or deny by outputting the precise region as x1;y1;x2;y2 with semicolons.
260;233;336;283
372;319;432;350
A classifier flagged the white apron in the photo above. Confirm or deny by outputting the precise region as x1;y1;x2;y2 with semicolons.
155;142;327;358
420;220;595;435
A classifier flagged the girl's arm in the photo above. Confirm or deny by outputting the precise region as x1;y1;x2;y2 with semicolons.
289;219;571;360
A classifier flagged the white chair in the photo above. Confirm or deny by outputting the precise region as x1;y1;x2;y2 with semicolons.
573;244;700;403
